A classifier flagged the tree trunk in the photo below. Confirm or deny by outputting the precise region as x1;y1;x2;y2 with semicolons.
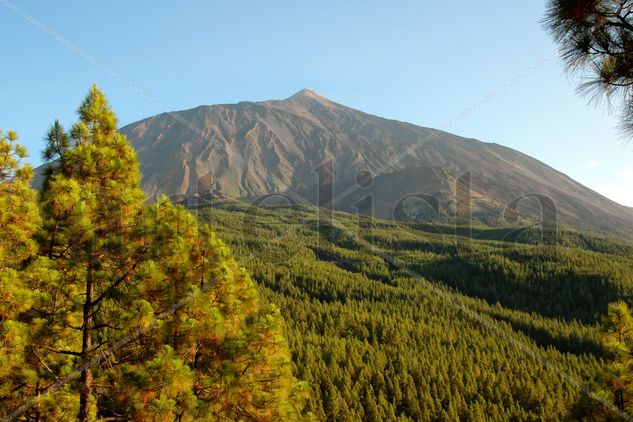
616;390;625;412
79;255;95;422
34;380;41;422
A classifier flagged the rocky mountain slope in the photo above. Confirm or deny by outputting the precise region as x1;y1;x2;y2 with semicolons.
41;89;633;238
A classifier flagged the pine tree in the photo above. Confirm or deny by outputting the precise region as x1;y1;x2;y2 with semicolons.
0;85;307;420
41;119;70;187
0;129;47;418
571;301;633;420
0;129;40;267
545;0;633;137
35;85;146;421
362;386;381;422
602;301;633;415
103;198;308;420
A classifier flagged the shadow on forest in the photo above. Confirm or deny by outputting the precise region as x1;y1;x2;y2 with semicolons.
480;310;604;357
413;255;621;324
310;247;395;286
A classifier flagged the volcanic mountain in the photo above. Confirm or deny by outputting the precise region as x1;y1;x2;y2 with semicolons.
41;89;633;238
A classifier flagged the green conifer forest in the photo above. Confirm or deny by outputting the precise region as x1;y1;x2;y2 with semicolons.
194;201;633;420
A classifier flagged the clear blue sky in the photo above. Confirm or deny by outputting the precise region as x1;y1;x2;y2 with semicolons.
2;1;633;205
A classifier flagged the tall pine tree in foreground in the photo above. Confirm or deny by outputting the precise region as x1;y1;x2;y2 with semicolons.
0;86;307;421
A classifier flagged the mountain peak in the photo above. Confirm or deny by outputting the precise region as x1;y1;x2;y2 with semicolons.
287;88;328;102
97;90;633;239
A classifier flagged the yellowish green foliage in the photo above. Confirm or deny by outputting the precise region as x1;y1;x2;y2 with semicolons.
598;302;633;417
0;86;306;421
0;129;39;267
569;302;633;420
105;198;308;420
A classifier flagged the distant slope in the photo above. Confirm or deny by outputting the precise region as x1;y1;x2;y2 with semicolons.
45;89;633;238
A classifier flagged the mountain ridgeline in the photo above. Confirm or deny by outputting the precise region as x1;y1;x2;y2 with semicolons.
113;89;633;238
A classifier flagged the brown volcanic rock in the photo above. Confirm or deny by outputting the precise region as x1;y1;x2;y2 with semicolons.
39;89;633;237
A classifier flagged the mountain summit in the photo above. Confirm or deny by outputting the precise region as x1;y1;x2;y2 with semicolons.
274;88;339;111
287;88;327;100
98;90;633;237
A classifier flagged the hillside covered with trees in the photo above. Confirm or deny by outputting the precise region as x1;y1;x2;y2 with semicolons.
194;200;633;420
